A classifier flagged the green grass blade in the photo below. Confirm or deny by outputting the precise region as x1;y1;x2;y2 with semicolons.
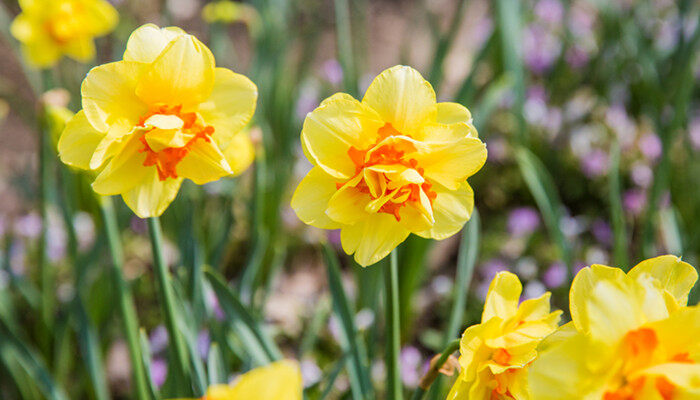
0;322;69;400
321;243;373;400
515;147;573;273
445;209;480;341
207;343;227;386
608;143;629;268
205;267;282;365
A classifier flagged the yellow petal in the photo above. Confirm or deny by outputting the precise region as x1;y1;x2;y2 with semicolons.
201;384;235;400
418;122;478;142
416;182;473;241
10;14;36;42
121;170;183;218
482;272;521;322
628;255;698;306
326;185;371;225
176;139;232;185
58;110;105;170
90;122;134;169
124;24;184;63
301;96;384;179
647;305;700;359
361;65;437;137
63;37;96;62
529;333;611;400
228;360;302;400
290;167;342;230
20;37;62;69
85;0;119;35
222;130;255;176
197;68;258;149
414;137;487;191
634;363;700;395
436;102;472;125
569;264;626;334
91;134;150;195
339;214;409;266
585;279;646;342
135;34;215;108
81;61;147;132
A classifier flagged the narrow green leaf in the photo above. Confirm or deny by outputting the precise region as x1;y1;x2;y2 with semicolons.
207;343;227;386
321;243;373;400
515;147;573;273
608;143;629;267
205;268;282;365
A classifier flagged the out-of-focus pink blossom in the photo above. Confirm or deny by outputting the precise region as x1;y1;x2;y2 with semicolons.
523;25;562;74
150;358;168;388
507;207;540;237
523;280;546;299
580;149;609;178
400;346;423;388
631;162;653;188
321;59;343;86
14;212;41;238
638;133;662;161
535;0;564;25
543;262;567;288
689;116;700;150
623;189;647;216
591;219;613;245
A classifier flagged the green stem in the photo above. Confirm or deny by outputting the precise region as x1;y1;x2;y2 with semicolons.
99;197;150;400
147;217;191;394
385;250;402;400
38;70;54;349
411;339;460;400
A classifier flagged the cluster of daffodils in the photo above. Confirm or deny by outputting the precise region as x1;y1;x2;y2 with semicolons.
292;66;487;266
58;24;257;218
448;255;700;399
11;0;118;68
447;272;561;399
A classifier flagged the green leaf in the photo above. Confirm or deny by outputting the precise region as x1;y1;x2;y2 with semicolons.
322;243;373;400
205;267;282;365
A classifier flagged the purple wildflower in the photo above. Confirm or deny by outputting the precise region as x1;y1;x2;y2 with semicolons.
507;207;540;237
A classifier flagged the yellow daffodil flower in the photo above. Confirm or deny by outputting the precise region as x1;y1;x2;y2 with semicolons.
202;0;260;32
529;255;700;400
58;24;258;218
291;65;487;266
185;360;302;400
10;0;118;68
447;271;561;400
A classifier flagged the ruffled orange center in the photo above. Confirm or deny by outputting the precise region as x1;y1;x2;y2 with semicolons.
138;104;214;181
603;328;693;400
340;123;436;222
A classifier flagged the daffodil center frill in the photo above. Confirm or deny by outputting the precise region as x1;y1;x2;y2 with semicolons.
603;328;693;400
339;123;437;222
137;104;214;181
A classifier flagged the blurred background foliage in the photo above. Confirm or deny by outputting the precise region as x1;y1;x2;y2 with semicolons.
0;0;699;399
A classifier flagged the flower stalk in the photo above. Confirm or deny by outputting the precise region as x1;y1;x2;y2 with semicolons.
147;216;192;394
99;196;150;400
385;249;402;400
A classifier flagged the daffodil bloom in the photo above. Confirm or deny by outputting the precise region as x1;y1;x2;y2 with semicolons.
202;0;260;31
447;272;561;400
529;255;700;400
10;0;117;68
191;360;302;400
291;65;487;266
58;24;258;217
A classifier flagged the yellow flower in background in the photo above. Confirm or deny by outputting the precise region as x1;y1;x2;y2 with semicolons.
10;0;117;68
196;360;302;400
447;272;561;400
58;24;258;218
291;65;487;266
202;0;260;32
529;255;700;400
